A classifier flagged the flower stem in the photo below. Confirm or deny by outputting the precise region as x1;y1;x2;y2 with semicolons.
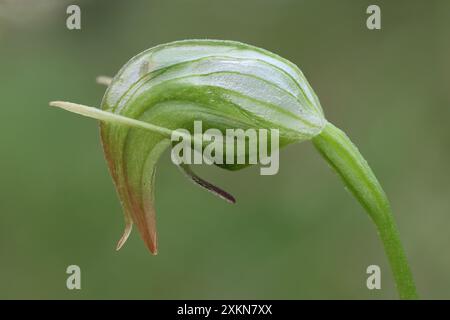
312;122;417;299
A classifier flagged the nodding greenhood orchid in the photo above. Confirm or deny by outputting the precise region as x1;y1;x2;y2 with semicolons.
50;39;417;299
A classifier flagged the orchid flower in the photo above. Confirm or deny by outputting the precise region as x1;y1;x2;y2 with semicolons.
50;40;417;299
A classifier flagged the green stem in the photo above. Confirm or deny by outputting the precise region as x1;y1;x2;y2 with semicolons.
312;122;417;299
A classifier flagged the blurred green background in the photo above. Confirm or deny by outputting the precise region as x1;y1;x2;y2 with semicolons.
0;0;449;299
